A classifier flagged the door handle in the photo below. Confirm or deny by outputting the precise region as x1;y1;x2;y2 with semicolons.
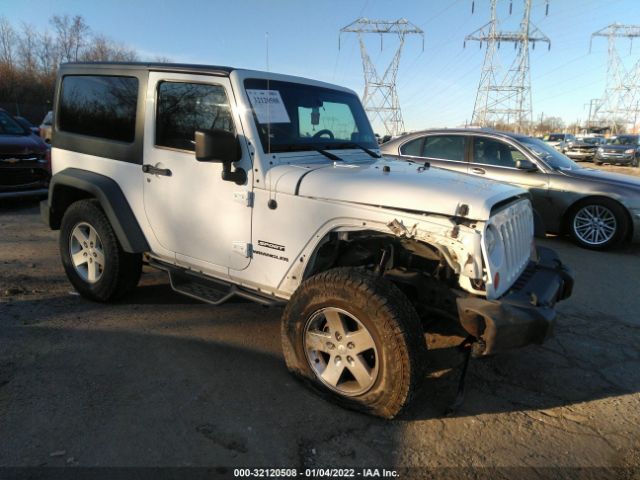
471;167;486;175
142;164;172;176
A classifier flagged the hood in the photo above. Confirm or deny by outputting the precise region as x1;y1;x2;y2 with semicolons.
562;167;640;190
267;157;526;220
0;134;47;156
600;144;637;152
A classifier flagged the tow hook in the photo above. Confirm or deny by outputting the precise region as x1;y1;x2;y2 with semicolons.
445;335;477;416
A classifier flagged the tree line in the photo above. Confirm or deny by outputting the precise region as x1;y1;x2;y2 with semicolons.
0;14;160;123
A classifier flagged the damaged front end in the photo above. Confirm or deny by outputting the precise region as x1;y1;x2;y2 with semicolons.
457;246;574;356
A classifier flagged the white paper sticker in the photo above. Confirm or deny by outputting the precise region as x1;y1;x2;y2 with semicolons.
246;89;291;124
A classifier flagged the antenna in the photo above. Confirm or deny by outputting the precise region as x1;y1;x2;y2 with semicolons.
339;18;424;136
465;0;550;131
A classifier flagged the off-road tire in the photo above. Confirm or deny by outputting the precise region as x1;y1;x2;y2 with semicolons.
60;199;142;302
567;197;629;251
281;267;426;419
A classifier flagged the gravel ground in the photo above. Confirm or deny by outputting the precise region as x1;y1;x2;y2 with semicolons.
0;198;639;478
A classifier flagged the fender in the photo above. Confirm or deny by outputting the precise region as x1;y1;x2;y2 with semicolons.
41;168;150;253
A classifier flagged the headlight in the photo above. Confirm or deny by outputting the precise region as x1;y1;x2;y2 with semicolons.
484;225;504;266
597;147;604;153
624;148;635;154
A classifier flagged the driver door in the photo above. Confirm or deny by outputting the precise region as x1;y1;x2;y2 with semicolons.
142;72;253;273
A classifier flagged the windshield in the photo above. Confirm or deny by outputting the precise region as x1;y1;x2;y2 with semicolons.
609;135;639;146
0;111;27;135
243;78;377;154
545;134;564;142
520;137;580;170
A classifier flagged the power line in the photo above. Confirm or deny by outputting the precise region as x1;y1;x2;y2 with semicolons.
339;18;424;136
590;23;640;133
465;0;551;131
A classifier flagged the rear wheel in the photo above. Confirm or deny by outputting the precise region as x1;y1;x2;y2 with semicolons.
568;198;628;250
281;267;426;418
60;199;142;301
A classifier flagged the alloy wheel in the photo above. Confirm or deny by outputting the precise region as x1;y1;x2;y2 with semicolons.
303;307;379;397
573;205;617;246
69;222;105;283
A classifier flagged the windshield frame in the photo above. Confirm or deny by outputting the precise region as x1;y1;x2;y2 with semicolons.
242;78;377;155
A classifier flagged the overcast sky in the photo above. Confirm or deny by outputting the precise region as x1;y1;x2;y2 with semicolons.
3;0;638;132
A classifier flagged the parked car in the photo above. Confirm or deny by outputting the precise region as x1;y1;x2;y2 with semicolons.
41;62;573;418
39;110;53;143
561;136;606;162
13;115;40;135
381;128;640;250
544;133;576;151
594;135;640;167
0;108;50;199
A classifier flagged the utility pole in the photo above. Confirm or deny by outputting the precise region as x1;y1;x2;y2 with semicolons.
590;24;640;134
340;18;424;136
465;0;550;132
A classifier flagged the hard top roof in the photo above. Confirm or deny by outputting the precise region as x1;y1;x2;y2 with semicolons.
60;62;235;76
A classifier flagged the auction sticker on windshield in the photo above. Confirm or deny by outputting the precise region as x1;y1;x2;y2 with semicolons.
246;89;291;123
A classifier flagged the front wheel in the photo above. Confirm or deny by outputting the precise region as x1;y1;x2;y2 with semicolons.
60;199;142;301
281;268;426;418
568;199;628;250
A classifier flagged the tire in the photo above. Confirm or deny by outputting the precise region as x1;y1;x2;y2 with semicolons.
281;267;426;419
568;198;629;250
594;161;603;165
60;199;142;301
632;157;639;168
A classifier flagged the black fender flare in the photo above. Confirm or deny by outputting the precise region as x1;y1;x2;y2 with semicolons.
43;168;150;253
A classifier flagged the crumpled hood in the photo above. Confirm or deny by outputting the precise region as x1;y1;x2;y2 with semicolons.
267;158;526;220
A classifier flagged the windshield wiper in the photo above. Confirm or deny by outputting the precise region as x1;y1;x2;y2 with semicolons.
273;144;342;161
332;142;381;158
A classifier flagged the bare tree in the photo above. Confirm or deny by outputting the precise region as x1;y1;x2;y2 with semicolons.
50;14;89;62
17;23;38;73
0;16;16;67
82;34;138;62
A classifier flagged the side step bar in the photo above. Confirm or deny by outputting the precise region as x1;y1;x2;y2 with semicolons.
148;258;285;307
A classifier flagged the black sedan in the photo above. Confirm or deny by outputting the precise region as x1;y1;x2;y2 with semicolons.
381;128;640;250
0;109;50;199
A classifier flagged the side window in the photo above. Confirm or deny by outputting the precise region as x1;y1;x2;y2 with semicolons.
472;137;520;168
400;138;423;156
58;75;138;142
422;135;465;161
156;82;234;151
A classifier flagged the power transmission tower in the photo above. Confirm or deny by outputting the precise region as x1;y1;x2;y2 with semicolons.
465;0;550;131
590;24;640;134
340;18;424;136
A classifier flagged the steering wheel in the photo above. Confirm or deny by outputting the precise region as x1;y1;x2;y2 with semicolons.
312;129;334;140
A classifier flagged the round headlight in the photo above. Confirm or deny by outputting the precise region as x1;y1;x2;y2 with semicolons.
597;147;604;153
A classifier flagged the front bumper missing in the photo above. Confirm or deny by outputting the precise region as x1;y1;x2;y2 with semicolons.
456;246;574;356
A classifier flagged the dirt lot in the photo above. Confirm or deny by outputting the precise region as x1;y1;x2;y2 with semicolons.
1;198;639;478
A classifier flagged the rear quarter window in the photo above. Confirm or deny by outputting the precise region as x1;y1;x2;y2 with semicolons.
58;75;138;143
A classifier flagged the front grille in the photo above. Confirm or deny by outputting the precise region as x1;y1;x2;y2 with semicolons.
0;168;48;187
498;202;532;286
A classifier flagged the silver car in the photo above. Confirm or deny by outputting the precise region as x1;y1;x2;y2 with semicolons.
381;129;640;250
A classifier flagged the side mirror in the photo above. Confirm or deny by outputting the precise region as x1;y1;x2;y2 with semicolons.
516;159;537;171
194;128;246;185
195;128;241;163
